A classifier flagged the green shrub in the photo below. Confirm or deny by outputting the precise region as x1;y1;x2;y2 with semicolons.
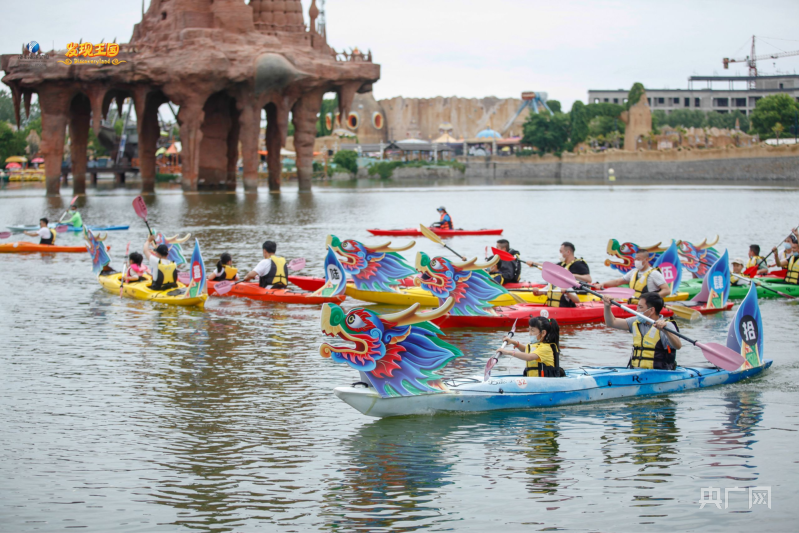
332;150;358;174
155;173;179;182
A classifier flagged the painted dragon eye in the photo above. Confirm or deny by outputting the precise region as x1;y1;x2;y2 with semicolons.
342;241;355;251
346;313;367;329
430;259;447;272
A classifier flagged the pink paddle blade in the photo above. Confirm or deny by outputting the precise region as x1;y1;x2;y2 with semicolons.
55;224;70;233
599;287;635;299
484;357;498;382
178;271;191;284
288;257;306;271
542;261;580;290
69;195;79;206
0;231;11;239
132;196;148;219
696;342;745;371
213;281;235;295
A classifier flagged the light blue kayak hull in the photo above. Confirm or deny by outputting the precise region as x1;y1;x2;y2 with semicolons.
334;361;772;418
7;224;129;233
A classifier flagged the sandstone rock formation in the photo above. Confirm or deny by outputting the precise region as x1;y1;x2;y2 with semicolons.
620;91;652;152
1;0;379;195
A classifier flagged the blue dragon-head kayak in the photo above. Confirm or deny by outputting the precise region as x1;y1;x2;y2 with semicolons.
414;251;506;316
605;239;667;274
325;234;416;292
319;298;460;397
677;236;721;278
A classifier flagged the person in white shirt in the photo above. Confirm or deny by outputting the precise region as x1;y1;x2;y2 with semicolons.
143;236;177;290
240;240;288;289
597;249;670;300
24;218;55;245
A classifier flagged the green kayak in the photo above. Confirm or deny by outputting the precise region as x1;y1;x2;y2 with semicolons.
680;277;799;299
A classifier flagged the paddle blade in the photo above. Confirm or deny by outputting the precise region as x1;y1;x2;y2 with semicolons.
214;281;234;295
132;196;148;219
696;342;745;371
599;287;636;299
484;357;498;382
743;265;757;277
667;304;702;321
491;247;515;262
55;224;69;233
69;195;79;207
178;271;191;284
542;261;579;290
419;224;444;245
0;231;10;239
288;257;306;271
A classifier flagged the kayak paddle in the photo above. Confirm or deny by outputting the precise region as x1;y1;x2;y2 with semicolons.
484;318;518;382
208;257;307;295
754;222;799;270
664;304;701;321
120;241;130;297
0;231;11;239
679;251;796;300
542;261;745;371
58;195;79;224
419;224;467;260
132;196;154;236
491;246;542;270
55;224;69;233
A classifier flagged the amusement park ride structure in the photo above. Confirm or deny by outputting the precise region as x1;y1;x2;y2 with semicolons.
500;91;554;136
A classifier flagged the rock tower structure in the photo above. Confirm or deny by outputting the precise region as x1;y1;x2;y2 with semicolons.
1;0;379;195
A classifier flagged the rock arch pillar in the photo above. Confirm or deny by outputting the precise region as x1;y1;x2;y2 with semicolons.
177;98;206;192
68;93;91;196
292;89;325;192
38;85;70;197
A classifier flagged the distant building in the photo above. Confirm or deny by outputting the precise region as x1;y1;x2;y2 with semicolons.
588;75;799;116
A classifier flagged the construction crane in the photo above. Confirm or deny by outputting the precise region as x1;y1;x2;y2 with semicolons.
724;35;799;88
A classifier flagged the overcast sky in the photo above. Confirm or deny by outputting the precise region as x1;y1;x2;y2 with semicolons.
3;0;799;109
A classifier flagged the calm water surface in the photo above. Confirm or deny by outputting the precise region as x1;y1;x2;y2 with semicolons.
1;181;798;532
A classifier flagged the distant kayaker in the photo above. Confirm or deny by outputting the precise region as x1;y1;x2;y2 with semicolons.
239;241;288;289
143;236;178;291
530;242;592;307
602;292;681;370
431;207;453;230
489;239;521;285
60;204;83;229
123;252;147;283
597;249;670;300
747;245;768;276
208;253;239;282
498;316;564;377
772;230;799;284
24;218;56;245
730;258;747;286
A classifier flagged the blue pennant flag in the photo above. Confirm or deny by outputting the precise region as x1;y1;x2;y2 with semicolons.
695;249;730;308
318;245;347;296
186;239;206;298
726;282;763;370
83;227;111;274
653;241;683;295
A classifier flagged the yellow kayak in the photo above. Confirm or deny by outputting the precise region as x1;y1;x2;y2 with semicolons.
98;272;207;308
345;286;599;307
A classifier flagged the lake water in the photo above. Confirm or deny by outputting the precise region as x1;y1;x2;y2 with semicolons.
1;181;798;532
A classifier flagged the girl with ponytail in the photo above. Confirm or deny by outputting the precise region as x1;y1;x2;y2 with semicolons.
498;315;565;377
208;253;239;281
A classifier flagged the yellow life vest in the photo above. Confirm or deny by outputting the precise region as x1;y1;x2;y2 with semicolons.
746;256;765;270
730;273;744;286
150;260;177;291
224;265;238;280
40;228;56;245
630;267;660;299
259;256;288;288
786;255;799;285
545;285;575;308
524;342;560;377
630;319;678;370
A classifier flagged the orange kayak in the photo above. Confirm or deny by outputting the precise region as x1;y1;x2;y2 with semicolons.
207;280;346;304
0;242;110;253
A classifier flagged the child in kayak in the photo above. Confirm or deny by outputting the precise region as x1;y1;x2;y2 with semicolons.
730;258;747;286
498;316;564;377
124;252;147;283
143;236;178;291
207;253;239;281
24;218;56;245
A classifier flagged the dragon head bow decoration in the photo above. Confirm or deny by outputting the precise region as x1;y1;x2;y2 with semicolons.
154;233;191;266
326;234;416;291
676;236;720;278
604;239;667;274
414;251;506;316
320;298;460;397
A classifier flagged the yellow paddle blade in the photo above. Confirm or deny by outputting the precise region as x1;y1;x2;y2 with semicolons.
419;224;444;245
508;291;527;304
666;304;701;321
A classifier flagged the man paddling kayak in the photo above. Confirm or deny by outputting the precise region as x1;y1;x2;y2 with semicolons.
489;239;522;285
240;241;288;289
772;230;799;284
597;249;669;300
431;207;453;230
24;218;56;245
59;204;83;229
747;245;768;276
529;242;592;307
143;236;178;291
602;292;681;370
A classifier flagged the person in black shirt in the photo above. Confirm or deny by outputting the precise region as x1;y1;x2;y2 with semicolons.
530;242;591;307
490;239;522;285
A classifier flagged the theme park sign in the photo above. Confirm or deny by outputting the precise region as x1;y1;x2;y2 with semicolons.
57;42;127;66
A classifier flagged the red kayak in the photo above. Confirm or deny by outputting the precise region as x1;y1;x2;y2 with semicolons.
208;280;345;304
433;302;675;328
367;228;503;237
288;275;544;293
681;301;735;315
